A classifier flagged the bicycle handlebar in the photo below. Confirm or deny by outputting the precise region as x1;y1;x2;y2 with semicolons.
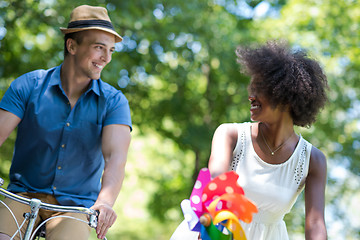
0;177;98;228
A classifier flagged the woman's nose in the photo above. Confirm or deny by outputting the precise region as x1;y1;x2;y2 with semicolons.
248;95;255;102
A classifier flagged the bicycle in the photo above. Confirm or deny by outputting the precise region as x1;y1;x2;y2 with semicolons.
0;177;107;240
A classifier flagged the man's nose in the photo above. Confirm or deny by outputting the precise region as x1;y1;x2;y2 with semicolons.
101;51;112;63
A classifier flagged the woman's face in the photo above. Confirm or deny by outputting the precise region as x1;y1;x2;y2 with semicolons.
248;79;282;123
248;93;271;122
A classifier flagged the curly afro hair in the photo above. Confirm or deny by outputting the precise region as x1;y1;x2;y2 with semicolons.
236;41;328;127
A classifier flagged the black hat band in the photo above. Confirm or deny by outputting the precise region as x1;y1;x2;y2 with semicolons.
67;19;115;31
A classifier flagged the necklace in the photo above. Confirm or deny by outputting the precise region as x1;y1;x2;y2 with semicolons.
259;124;294;156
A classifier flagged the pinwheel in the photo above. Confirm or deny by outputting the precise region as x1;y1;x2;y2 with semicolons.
181;168;258;240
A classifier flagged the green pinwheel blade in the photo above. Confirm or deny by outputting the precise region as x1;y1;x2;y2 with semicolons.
205;223;233;240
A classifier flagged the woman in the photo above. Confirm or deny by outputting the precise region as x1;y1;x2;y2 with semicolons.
170;41;328;240
208;41;328;239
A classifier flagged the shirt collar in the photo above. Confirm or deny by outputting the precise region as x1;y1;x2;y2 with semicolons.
48;65;62;87
49;64;101;96
88;79;101;96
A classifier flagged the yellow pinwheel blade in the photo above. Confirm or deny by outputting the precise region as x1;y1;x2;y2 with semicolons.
213;210;247;240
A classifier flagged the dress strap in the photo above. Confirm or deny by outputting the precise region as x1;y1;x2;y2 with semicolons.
230;122;249;171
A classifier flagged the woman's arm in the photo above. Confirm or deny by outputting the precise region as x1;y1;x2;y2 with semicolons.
197;123;238;240
208;123;238;178
305;146;327;240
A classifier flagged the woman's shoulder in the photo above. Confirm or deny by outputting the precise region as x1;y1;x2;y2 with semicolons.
309;146;327;168
306;145;327;181
215;122;250;136
214;122;253;150
217;122;252;130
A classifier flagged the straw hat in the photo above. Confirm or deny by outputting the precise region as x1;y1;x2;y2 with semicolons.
60;5;122;43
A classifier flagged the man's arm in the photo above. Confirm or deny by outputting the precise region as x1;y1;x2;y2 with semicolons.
0;109;21;147
305;146;327;240
92;124;131;239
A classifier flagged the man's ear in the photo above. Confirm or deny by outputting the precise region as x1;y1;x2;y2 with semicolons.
66;38;77;55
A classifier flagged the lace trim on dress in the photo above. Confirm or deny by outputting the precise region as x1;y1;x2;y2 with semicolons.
295;141;307;191
230;125;246;171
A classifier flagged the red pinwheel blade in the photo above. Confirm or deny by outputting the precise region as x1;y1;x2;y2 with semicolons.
202;171;244;205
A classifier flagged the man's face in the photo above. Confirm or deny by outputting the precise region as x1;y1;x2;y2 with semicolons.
70;30;116;80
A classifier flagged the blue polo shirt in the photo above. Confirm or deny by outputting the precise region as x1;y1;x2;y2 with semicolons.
0;65;132;208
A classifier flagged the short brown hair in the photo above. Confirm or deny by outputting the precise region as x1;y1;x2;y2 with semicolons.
63;31;86;57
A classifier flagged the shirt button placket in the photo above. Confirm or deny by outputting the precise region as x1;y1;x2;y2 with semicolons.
60;123;70;148
54;121;71;193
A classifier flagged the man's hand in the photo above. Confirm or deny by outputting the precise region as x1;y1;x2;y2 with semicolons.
91;202;117;239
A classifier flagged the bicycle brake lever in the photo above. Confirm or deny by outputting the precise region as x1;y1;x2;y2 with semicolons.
89;213;98;228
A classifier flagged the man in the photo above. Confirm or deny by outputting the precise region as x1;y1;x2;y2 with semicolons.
0;5;131;240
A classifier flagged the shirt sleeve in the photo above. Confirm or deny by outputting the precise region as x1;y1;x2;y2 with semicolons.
0;72;36;119
103;91;132;130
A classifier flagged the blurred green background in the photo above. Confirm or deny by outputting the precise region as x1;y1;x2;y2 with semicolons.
0;0;359;239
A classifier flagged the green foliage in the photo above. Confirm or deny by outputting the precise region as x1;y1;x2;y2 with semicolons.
1;0;359;239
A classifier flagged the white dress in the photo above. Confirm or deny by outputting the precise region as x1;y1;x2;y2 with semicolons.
231;122;311;240
170;122;311;240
